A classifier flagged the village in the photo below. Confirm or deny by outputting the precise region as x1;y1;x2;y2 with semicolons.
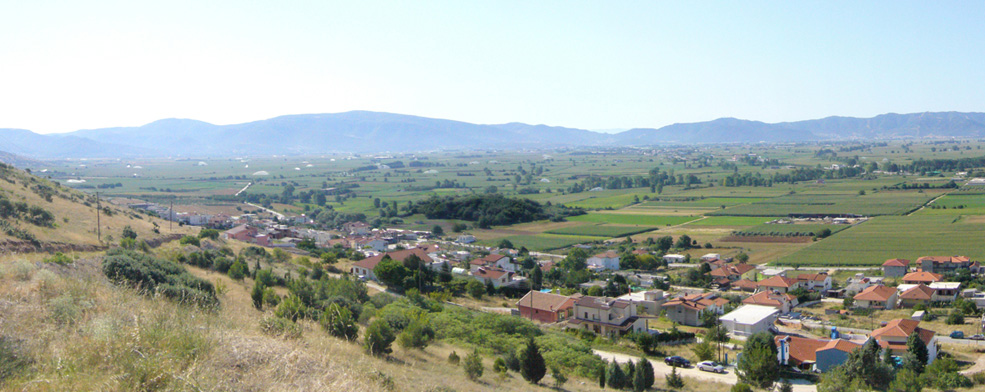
139;196;985;387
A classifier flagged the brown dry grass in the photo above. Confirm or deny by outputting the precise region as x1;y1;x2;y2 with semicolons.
0;169;195;248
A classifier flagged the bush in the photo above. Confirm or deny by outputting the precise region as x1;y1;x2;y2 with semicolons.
971;371;985;385
467;280;485;299
179;235;200;247
448;351;460;365
493;357;508;373
0;336;32;381
396;316;434;350
945;312;964;325
321;303;358;341
463;349;484;381
199;229;220;240
102;249;217;308
364;319;395;357
665;366;684;389
43;252;73;265
259;316;303;339
692;340;714;361
730;383;753;392
275;295;306;322
227;261;248;280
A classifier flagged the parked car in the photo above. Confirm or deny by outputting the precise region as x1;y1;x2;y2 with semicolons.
697;361;725;373
664;356;691;368
950;331;965;339
971;334;985;341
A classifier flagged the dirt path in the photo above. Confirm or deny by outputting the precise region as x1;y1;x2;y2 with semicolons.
593;349;818;392
961;354;985;375
908;192;950;216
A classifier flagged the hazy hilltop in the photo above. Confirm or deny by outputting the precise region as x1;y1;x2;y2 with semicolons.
2;111;985;158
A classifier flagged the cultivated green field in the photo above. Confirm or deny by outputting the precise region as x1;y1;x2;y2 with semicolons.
917;194;985;216
641;196;769;208
710;190;942;217
775;215;985;266
545;224;657;238
567;213;700;226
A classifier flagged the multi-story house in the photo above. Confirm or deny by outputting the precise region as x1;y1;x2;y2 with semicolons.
568;296;647;336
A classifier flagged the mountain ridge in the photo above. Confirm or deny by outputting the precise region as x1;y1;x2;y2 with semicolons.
3;110;984;158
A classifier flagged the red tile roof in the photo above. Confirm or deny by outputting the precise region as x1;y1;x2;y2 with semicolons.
743;291;796;308
471;253;509;265
882;258;911;267
473;267;509;280
902;271;943;283
796;273;829;282
854;285;896;302
899;284;934;301
758;275;798;288
917;256;970;264
517;291;575;312
733;279;759;291
871;319;935;346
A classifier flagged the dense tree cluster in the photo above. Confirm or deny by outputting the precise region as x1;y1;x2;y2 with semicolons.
411;194;583;228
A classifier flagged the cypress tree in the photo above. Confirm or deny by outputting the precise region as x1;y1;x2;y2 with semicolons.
519;338;546;384
906;332;928;373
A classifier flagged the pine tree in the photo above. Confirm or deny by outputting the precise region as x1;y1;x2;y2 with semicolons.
519;338;546;384
607;361;626;389
463;349;484;381
906;332;928;373
639;358;654;390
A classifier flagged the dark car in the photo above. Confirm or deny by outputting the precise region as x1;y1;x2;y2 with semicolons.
664;356;691;368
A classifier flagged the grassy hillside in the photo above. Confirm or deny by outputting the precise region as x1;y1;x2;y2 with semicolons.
0;163;193;250
0;249;733;392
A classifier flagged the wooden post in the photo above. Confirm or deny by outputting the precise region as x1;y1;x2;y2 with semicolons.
95;192;101;243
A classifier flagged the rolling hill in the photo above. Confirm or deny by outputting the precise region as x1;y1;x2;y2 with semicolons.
1;111;984;158
0;162;194;252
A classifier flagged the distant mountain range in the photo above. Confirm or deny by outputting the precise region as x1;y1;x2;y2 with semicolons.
2;111;985;159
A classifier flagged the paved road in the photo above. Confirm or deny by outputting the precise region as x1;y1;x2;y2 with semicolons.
593;349;817;392
245;202;286;220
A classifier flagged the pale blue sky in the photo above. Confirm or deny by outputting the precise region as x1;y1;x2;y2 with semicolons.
2;1;984;133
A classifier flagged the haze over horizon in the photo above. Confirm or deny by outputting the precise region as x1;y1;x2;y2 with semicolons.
3;1;984;134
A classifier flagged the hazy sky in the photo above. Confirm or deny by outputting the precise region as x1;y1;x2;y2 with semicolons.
2;1;984;134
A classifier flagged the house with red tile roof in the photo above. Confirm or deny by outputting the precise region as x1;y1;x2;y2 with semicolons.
853;285;898;310
870;319;938;363
796;273;832;292
516;290;578;323
756;276;801;293
902;271;944;285
897;284;934;308
587;251;620;270
662;293;730;326
732;279;759;292
351;248;434;281
882;258;911;278
743;290;799;314
708;263;757;281
776;335;861;372
470;254;517;272
917;255;979;274
472;267;514;288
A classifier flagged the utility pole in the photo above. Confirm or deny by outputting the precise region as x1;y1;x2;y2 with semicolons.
95;192;101;243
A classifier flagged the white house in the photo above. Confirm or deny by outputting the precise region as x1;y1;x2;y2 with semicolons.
663;254;686;263
719;305;780;336
587;251;620;270
456;235;476;244
472;267;514;288
700;253;721;262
